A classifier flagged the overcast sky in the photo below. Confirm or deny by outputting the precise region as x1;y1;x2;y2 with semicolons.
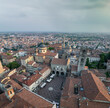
0;0;110;32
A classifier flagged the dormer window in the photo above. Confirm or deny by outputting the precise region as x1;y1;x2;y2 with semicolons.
80;87;84;91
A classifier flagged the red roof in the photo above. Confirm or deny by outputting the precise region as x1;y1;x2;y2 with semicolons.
71;65;78;71
23;73;41;86
0;93;10;108
37;51;57;57
16;88;54;108
39;66;50;75
82;70;110;101
51;58;67;65
27;61;35;65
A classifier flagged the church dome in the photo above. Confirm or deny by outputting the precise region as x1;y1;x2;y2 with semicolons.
38;43;47;53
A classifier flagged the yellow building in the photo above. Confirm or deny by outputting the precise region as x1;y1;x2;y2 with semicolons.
21;55;34;66
0;61;4;74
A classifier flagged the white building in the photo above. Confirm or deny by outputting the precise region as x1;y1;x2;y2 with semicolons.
88;55;100;62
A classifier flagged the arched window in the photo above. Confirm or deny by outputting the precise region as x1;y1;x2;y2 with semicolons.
61;72;64;76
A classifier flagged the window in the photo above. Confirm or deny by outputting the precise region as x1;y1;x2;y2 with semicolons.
10;91;12;94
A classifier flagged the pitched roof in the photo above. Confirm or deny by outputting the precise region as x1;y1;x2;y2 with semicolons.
60;77;81;108
37;51;57;57
16;88;54;108
27;61;35;65
89;69;106;77
81;70;110;101
48;43;62;48
62;77;81;97
8;79;22;90
20;55;33;60
39;66;50;75
45;51;57;57
11;73;27;83
51;58;67;65
71;65;78;71
80;100;110;108
0;93;10;108
23;73;41;86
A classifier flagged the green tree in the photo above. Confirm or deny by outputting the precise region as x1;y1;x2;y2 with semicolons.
44;42;49;45
48;47;54;50
6;53;11;55
107;52;110;60
7;61;20;70
86;58;90;67
98;53;106;69
105;71;110;78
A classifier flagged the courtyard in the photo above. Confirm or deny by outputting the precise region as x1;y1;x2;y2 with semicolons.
34;76;66;103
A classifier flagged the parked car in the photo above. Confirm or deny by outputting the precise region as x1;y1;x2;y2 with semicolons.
47;78;52;83
50;74;55;79
40;82;46;88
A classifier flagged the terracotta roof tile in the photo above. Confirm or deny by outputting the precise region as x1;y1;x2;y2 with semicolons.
37;51;57;57
81;70;110;101
51;58;67;65
71;65;78;71
0;93;10;108
23;73;41;86
16;88;54;108
80;100;110;108
39;66;50;75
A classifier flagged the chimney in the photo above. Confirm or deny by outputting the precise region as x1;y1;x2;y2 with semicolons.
4;85;15;100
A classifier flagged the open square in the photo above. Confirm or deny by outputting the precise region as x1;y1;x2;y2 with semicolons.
34;76;65;103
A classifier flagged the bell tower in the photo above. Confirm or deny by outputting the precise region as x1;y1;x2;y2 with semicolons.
62;36;65;49
77;47;87;74
5;85;15;100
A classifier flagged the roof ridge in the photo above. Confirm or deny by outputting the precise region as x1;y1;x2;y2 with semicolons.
24;87;54;104
90;72;110;101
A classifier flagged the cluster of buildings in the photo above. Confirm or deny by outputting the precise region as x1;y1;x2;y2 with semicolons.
0;34;110;108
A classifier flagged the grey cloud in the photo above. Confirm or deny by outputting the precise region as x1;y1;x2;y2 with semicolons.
0;0;110;32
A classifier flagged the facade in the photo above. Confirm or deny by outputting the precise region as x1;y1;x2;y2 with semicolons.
0;61;4;75
26;61;39;73
88;55;100;62
21;55;34;67
22;66;51;91
70;56;78;65
71;65;88;76
77;48;87;74
51;58;70;76
2;55;16;65
35;44;58;63
60;37;72;59
4;84;15;100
